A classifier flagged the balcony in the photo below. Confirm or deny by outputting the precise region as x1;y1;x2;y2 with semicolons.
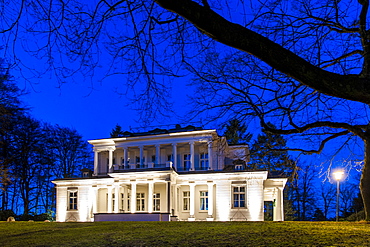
112;162;170;172
109;161;214;173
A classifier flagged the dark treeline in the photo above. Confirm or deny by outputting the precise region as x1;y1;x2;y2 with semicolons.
0;65;92;220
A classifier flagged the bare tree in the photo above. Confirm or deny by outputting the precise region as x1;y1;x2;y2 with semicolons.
11;115;44;216
45;124;92;179
0;63;25;210
2;0;370;220
291;163;317;220
319;182;336;220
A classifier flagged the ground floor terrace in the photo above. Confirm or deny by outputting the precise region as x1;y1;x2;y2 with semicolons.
53;169;286;222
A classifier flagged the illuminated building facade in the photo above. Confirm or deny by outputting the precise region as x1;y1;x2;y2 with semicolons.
52;127;287;222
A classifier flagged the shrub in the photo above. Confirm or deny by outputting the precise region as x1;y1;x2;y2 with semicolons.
34;213;53;221
0;210;15;221
16;214;34;221
346;210;365;221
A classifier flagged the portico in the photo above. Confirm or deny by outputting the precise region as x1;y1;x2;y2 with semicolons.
91;136;216;175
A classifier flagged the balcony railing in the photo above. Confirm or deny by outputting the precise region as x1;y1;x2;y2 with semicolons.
108;162;227;173
112;162;169;172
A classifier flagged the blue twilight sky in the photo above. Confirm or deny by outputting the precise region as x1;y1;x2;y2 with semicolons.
17;74;195;141
8;0;363;186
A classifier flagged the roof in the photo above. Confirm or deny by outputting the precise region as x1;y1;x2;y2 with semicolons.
53;169;288;181
88;127;217;145
116;125;204;138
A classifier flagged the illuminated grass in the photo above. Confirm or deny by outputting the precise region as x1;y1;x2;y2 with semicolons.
1;221;370;246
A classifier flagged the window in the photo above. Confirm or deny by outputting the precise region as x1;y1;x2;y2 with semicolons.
235;165;243;170
183;154;191;170
121;193;125;211
106;193;114;211
112;193;115;211
200;191;208;211
68;190;78;210
136;156;146;168
122;158;130;166
153;193;160;211
183;191;190;211
233;186;246;208
200;153;209;169
136;193;145;211
127;193;130;211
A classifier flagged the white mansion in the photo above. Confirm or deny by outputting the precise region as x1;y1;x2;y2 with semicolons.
52;126;287;222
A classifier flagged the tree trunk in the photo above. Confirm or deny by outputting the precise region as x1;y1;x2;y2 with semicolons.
361;134;370;221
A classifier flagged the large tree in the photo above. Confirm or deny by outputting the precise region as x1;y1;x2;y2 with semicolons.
223;119;252;145
250;123;294;177
2;0;370;219
45;124;92;179
0;63;25;210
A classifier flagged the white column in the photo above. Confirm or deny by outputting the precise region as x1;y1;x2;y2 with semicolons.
190;141;195;171
131;182;137;213
173;185;178;216
155;144;160;165
148;182;154;213
114;184;120;213
123;147;128;169
139;146;144;168
273;187;284;221
172;143;177;170
207;183;214;221
166;181;171;214
92;186;98;214
94;150;99;175
188;183;196;221
107;186;113;213
207;141;213;170
108;148;114;173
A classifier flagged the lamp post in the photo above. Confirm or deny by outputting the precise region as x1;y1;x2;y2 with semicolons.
333;170;344;222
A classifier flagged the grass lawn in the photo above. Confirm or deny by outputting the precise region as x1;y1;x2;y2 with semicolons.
1;221;370;246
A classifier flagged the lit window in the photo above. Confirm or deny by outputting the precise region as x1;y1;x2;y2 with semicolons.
200;191;208;211
183;191;190;211
184;154;191;170
153;193;160;211
233;186;246;208
68;190;78;210
136;193;145;211
200;153;209;169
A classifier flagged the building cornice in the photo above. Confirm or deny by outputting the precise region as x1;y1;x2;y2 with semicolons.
88;129;217;146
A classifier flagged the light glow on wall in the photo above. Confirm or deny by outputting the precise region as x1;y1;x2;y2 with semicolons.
247;181;264;221
56;187;67;222
217;189;230;221
79;197;90;222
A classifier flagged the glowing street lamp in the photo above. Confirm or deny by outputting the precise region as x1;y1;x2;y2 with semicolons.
333;170;344;222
